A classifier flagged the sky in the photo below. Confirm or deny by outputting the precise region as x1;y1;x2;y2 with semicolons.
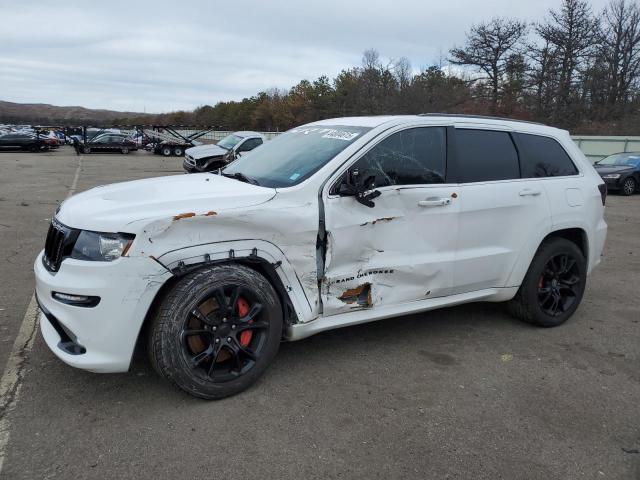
0;0;612;113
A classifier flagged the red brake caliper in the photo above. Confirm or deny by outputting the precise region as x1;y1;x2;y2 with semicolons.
237;297;253;347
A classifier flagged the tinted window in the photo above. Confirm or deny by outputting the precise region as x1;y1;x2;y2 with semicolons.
238;138;261;152
351;127;446;187
516;133;578;177
456;129;519;182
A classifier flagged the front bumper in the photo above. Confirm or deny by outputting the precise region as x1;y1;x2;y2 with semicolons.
34;251;172;372
600;176;622;190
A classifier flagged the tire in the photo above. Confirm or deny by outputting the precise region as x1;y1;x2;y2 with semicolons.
173;146;184;157
508;237;587;328
621;177;636;196
148;264;283;399
161;146;173;157
28;144;38;153
121;147;130;154
82;146;91;154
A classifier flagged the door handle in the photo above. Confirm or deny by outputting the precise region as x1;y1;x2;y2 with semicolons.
519;189;542;197
418;197;451;207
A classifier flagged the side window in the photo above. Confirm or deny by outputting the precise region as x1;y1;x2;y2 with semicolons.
238;138;262;152
515;133;578;178
351;127;446;187
456;129;519;182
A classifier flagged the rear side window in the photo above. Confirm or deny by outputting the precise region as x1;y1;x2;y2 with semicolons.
456;129;519;182
516;133;578;177
352;127;447;187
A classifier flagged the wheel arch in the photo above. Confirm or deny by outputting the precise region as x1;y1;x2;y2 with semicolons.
506;226;590;289
134;239;315;353
135;255;299;358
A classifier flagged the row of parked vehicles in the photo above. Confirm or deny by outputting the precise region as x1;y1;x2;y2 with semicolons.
0;126;67;151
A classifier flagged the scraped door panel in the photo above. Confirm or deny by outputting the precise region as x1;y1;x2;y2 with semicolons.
322;186;459;316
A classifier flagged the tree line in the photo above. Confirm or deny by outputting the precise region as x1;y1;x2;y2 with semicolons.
125;0;640;134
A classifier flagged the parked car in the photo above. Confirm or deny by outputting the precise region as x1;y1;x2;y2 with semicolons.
594;152;640;196
34;115;607;399
0;133;46;152
183;131;265;173
80;133;137;154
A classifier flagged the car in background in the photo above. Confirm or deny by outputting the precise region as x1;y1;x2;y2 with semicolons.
183;131;265;173
0;132;46;152
38;131;60;149
594;152;640;195
80;133;137;154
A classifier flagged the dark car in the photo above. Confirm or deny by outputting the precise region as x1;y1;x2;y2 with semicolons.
80;133;138;154
0;133;46;152
594;152;640;196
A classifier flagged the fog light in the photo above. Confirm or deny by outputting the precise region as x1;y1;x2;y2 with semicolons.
52;292;100;307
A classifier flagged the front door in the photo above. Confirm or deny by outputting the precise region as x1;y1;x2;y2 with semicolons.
321;126;460;316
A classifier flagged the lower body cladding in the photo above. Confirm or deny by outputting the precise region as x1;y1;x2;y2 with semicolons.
34;251;172;372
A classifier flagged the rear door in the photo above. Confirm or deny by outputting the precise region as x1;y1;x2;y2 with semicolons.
451;127;552;293
321;125;460;316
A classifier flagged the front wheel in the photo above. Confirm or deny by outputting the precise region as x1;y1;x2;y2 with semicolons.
149;264;283;399
508;238;587;327
621;177;636;196
121;147;130;154
82;146;91;154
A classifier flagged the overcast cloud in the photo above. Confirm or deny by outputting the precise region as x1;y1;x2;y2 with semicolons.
0;0;611;113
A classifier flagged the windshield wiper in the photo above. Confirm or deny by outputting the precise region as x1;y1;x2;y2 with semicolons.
221;172;260;186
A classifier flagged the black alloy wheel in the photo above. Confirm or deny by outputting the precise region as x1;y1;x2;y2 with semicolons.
508;237;586;327
537;253;581;317
181;285;268;382
149;264;282;399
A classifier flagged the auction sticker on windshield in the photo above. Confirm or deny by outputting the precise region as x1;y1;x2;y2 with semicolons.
290;127;361;141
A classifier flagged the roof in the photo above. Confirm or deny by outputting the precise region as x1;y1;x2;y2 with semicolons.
309;115;565;136
234;130;265;139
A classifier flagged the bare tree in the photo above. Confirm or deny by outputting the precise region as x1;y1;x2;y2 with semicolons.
449;17;527;112
393;57;412;91
536;0;599;120
600;0;640;113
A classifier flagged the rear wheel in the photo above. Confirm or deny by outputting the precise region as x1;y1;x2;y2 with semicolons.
621;177;636;196
161;146;173;157
28;144;38;153
149;264;282;399
121;147;130;154
508;238;586;327
173;146;184;157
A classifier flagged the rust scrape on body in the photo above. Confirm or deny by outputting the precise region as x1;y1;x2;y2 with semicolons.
203;211;217;216
360;217;395;227
338;283;372;306
173;212;196;221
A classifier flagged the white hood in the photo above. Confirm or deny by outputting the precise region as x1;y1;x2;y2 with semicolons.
185;144;228;160
56;173;276;232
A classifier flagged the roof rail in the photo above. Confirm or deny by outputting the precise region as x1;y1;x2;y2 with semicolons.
418;113;545;126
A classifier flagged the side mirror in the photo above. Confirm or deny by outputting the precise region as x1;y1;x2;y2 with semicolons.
338;170;381;208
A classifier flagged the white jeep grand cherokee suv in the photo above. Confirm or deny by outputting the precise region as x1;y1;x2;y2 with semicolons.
34;115;608;399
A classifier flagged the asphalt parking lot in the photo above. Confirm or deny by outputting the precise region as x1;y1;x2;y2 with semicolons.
0;147;638;479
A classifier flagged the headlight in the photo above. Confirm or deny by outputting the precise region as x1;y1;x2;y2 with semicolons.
602;174;621;179
71;231;135;261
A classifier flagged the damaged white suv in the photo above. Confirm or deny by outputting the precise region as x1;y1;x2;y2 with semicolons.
34;115;608;399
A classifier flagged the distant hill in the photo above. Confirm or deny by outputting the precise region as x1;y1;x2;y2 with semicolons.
0;100;153;125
